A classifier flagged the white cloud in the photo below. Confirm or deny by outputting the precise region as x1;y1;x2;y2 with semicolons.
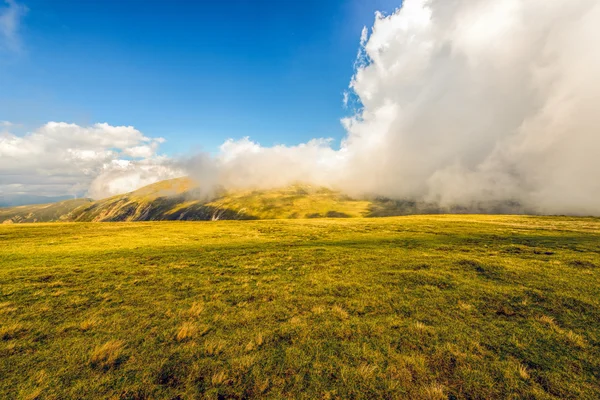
337;0;600;215
86;157;182;200
215;137;341;190
0;122;183;199
0;0;27;52
185;0;600;216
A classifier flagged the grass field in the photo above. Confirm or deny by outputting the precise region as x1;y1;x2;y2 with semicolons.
1;215;599;399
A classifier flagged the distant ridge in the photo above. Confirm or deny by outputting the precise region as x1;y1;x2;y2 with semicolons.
0;194;77;208
0;198;93;223
0;177;371;223
0;177;531;224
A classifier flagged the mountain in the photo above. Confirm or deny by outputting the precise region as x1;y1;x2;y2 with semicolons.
0;177;530;224
0;194;77;208
0;177;374;223
68;177;374;222
0;198;93;224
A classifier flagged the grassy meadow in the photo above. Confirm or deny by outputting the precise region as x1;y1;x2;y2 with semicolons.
1;215;599;399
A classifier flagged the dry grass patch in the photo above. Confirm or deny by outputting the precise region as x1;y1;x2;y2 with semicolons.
245;333;264;352
421;382;446;400
311;305;325;315
176;322;197;341
89;340;127;370
537;315;586;348
187;301;204;317
565;330;586;348
357;363;377;380
412;321;431;333
517;364;530;380
204;339;226;356
331;305;349;320
22;388;43;400
211;370;229;385
79;317;100;331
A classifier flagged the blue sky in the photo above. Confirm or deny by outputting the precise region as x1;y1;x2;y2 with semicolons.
1;0;399;155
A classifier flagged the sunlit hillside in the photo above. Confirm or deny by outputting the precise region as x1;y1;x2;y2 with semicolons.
1;177;534;224
0;199;93;224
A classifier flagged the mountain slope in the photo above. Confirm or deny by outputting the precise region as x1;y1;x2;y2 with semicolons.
0;194;77;208
68;177;221;222
205;185;371;220
68;178;373;222
0;198;93;223
0;177;531;223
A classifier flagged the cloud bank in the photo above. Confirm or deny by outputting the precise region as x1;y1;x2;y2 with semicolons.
3;0;600;215
188;0;600;215
0;122;183;198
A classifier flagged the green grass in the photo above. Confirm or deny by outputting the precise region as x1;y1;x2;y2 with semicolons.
206;185;371;219
1;215;599;399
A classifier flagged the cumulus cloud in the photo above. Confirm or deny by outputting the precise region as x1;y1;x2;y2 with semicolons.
184;0;600;216
0;122;183;198
0;0;27;52
338;0;600;215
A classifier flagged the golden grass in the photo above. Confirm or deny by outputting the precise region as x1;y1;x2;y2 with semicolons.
204;339;226;356
22;388;43;400
1;215;599;398
421;383;446;400
211;370;229;385
565;330;586;348
331;305;349;320
176;322;197;341
90;340;126;370
79;317;100;331
537;314;587;348
187;301;204;317
357;363;377;380
0;323;25;340
517;364;530;380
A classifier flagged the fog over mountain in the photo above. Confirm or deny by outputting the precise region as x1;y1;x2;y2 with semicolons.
186;0;600;215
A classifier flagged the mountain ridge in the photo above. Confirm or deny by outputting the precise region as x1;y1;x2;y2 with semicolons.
1;177;374;223
0;177;532;224
0;194;79;208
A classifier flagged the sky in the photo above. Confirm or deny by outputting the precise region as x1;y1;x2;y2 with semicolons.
2;0;600;216
1;0;399;154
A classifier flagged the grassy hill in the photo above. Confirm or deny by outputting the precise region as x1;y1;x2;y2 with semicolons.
67;177;229;222
0;198;93;224
1;215;599;399
0;194;76;208
67;178;373;222
0;177;380;223
0;177;532;224
206;185;372;220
